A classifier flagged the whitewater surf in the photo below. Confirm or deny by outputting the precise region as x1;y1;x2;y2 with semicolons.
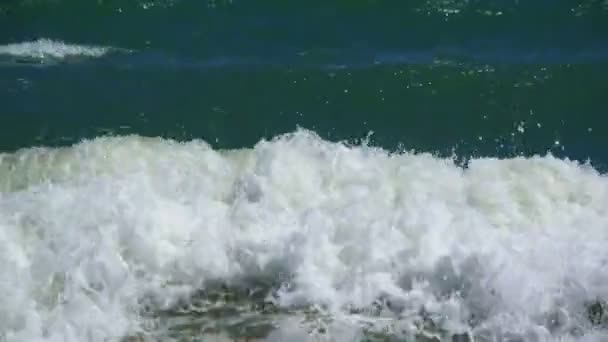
1;130;607;341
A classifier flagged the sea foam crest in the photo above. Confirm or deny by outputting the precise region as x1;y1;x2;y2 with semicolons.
0;130;607;342
0;39;111;59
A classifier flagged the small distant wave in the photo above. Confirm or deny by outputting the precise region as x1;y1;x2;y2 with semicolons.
0;39;113;60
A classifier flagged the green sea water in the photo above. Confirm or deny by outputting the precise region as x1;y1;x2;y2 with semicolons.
2;0;608;164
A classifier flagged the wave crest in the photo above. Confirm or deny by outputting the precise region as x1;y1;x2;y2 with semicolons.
0;39;114;60
1;130;608;341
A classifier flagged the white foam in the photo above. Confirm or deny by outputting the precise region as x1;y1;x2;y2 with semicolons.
0;39;111;60
1;130;607;341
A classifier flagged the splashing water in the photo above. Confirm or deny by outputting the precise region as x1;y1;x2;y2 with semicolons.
1;130;607;341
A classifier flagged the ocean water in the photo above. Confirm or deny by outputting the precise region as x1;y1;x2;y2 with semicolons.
1;1;608;341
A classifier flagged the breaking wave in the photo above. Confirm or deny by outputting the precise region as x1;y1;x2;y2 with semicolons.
1;130;607;341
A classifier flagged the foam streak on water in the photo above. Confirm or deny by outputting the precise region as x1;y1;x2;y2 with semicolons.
0;39;111;60
1;130;607;341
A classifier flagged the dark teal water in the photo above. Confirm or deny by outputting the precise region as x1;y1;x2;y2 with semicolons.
2;0;607;167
